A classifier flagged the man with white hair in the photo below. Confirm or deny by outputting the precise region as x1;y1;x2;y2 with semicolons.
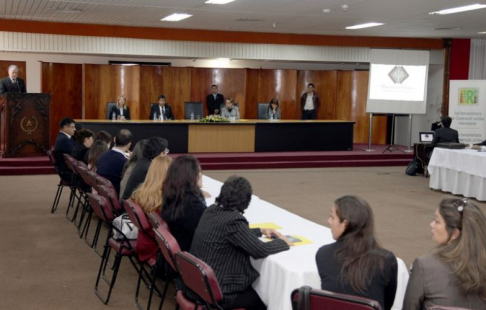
0;65;27;94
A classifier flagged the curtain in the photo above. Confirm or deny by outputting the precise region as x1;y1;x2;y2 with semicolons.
469;39;486;79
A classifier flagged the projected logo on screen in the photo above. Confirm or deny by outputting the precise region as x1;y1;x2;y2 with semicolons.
458;88;478;105
388;66;409;84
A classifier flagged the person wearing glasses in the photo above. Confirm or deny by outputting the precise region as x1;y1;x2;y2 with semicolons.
404;198;486;309
220;98;240;120
121;137;169;200
266;98;281;120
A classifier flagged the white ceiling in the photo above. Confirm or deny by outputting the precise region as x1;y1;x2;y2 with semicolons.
1;0;485;39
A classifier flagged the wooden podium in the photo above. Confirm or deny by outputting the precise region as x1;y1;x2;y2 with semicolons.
0;93;51;157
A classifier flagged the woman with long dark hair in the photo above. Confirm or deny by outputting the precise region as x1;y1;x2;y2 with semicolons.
316;195;397;310
404;198;486;309
119;139;148;200
161;155;206;251
87;140;108;171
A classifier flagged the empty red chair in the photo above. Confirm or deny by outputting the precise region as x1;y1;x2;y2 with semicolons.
291;286;382;310
147;212;169;231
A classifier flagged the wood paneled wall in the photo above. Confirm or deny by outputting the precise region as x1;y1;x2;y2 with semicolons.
41;62;83;146
42;63;385;144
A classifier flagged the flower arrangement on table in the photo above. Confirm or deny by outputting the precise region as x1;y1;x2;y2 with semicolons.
199;115;230;123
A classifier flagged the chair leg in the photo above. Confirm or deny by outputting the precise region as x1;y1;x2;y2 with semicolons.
51;184;64;213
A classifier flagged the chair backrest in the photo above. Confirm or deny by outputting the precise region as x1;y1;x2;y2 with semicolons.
97;184;123;215
154;226;181;272
184;102;204;119
147;212;169;230
63;154;79;175
87;193;115;223
86;171;100;192
94;174;116;191
76;164;94;191
106;102;117;119
175;251;223;307
123;199;152;235
258;103;268;119
47;150;57;166
291;286;382;310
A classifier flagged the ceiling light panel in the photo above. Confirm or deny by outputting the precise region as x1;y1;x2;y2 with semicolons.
205;0;235;4
161;13;192;22
346;22;384;30
429;4;486;15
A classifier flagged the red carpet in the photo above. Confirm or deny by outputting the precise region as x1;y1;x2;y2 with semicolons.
0;144;412;175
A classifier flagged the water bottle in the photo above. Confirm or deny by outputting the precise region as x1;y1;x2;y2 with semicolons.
191;112;194;120
153;113;157;121
112;111;116;121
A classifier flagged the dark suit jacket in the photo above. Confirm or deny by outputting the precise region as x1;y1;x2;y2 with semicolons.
0;77;26;94
300;92;320;111
431;127;459;146
316;240;397;310
72;142;89;164
150;104;174;120
206;93;224;115
53;132;75;176
190;204;289;303
404;254;486;310
110;106;131;120
96;149;128;195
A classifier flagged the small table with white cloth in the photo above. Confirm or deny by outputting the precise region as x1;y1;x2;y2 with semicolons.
201;175;409;310
428;148;486;201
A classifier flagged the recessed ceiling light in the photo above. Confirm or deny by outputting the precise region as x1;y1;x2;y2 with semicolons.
205;0;235;4
345;22;384;30
429;4;486;15
479;31;486;34
161;13;192;22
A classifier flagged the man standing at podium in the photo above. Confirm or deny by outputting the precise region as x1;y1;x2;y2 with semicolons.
0;65;27;94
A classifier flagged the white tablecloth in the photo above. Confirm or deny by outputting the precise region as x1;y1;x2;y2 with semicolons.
202;176;409;310
428;148;486;201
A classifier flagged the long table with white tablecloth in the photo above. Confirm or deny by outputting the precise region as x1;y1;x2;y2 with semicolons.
201;175;409;310
428;148;486;201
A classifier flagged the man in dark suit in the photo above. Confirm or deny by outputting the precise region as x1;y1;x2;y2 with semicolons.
53;117;77;181
0;65;27;94
190;176;291;310
150;95;174;120
96;129;133;195
206;84;224;115
300;83;320;120
431;116;459;147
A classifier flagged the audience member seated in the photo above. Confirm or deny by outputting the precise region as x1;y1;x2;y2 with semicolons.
266;98;281;120
220;98;240;120
404;198;486;310
122;137;168;200
315;195;397;310
94;130;113;146
431;116;459;147
190;176;292;310
72;129;94;164
119;139;148;200
96;129;132;195
130;156;172;263
161;155;206;251
110;95;131;120
87;140;108;172
53;117;76;181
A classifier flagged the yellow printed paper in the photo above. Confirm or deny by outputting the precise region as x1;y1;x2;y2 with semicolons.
249;222;282;230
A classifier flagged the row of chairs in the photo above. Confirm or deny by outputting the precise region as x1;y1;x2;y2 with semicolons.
106;102;272;120
47;151;463;310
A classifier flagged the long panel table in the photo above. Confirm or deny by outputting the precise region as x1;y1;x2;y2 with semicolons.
201;175;409;310
428;148;486;201
77;120;355;153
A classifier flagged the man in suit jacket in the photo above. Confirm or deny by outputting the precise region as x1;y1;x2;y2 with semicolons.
431;116;459;147
190;176;291;310
96;129;133;195
206;84;224;115
150;95;174;120
300;83;320;120
53;118;76;181
0;65;27;94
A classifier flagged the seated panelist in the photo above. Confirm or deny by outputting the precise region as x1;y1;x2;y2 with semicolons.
220;98;240;120
266;98;281;120
110;95;130;120
431;116;459;147
150;95;174;120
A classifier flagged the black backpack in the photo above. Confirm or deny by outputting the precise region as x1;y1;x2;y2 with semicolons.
406;157;424;176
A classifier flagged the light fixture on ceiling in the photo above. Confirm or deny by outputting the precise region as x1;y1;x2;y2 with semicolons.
205;0;235;4
429;4;486;15
272;23;277;29
345;22;384;30
341;4;349;11
479;31;486;34
161;13;192;22
323;9;331;14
